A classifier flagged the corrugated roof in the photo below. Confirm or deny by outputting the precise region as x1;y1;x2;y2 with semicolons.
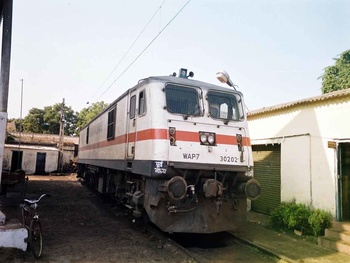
248;88;350;116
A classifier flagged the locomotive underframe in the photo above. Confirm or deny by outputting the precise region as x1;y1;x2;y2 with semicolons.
77;162;253;233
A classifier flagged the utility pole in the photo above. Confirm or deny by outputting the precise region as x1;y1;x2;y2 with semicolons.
57;98;65;173
17;79;23;170
0;0;13;186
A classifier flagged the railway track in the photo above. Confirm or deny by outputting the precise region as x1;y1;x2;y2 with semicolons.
84;182;286;263
152;228;287;263
142;222;206;263
191;233;288;262
120;208;287;263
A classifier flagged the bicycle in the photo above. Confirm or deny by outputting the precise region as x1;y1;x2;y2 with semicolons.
20;193;50;259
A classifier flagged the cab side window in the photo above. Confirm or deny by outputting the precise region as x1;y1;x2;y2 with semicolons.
130;95;136;119
138;90;146;116
86;126;89;144
107;106;116;141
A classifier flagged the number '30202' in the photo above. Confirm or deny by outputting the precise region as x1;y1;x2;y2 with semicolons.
220;156;238;163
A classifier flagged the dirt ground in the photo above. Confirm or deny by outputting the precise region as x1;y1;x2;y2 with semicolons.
0;174;192;263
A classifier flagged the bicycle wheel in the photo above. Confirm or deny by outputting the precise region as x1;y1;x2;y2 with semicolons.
29;220;43;259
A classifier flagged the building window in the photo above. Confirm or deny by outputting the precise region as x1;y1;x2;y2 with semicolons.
138;90;146;116
130;95;136;119
107;106;116;141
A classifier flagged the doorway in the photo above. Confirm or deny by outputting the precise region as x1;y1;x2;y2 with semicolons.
35;152;47;175
10;150;23;172
338;143;350;221
127;92;137;159
252;144;281;214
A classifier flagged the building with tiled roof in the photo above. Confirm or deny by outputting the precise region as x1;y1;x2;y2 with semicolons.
3;131;79;175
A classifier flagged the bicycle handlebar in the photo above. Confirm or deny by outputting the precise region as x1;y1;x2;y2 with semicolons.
23;193;51;205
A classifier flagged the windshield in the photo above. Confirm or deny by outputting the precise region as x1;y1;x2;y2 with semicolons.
165;84;201;116
207;90;243;121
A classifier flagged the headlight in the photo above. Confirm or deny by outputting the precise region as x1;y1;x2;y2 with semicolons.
199;132;216;145
200;133;207;143
207;134;215;144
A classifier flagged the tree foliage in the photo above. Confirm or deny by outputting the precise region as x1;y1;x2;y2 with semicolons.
22;108;45;133
76;101;108;132
12;103;77;136
8;101;107;136
42;103;77;135
321;50;350;94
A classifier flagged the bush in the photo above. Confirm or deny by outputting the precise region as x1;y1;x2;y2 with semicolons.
286;203;311;233
269;201;331;237
308;209;331;236
270;202;289;229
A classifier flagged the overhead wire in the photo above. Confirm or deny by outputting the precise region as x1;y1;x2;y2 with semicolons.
96;0;192;101
87;0;167;104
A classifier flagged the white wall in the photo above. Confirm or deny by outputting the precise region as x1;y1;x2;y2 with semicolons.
281;135;311;205
3;146;59;174
248;97;350;216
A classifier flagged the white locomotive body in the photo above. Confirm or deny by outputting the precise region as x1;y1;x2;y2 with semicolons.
77;70;260;233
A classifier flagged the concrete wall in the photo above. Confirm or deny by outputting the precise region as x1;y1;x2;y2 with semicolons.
2;146;59;174
62;145;77;164
281;135;311;205
248;96;350;216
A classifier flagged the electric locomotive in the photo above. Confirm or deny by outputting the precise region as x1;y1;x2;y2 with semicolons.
77;68;260;233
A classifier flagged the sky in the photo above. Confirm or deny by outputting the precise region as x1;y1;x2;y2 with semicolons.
4;0;350;118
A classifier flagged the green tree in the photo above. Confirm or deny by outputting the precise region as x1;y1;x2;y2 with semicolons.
19;103;77;136
21;108;45;133
42;103;77;135
320;50;350;94
7;101;106;136
76;101;108;133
